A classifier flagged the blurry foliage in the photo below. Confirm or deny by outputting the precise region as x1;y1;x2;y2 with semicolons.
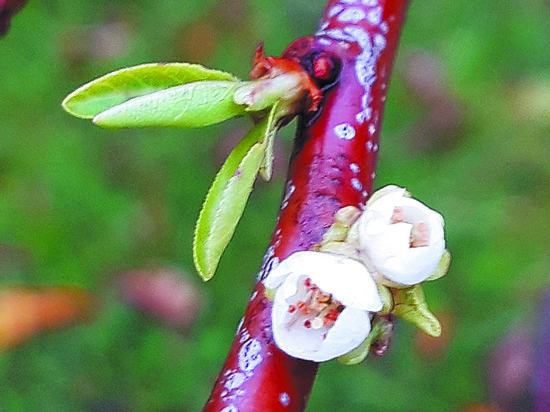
0;0;549;410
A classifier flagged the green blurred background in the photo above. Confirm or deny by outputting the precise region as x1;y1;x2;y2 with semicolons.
1;0;549;410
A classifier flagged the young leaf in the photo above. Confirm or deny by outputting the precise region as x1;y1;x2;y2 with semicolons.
258;101;281;181
93;81;246;129
62;63;240;119
193;107;277;281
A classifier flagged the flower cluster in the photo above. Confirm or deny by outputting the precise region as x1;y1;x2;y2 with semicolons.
263;185;450;362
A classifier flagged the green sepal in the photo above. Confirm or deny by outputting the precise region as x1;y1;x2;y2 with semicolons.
321;206;362;244
264;288;276;301
426;250;451;282
377;285;394;315
392;285;441;337
338;321;381;365
317;242;358;260
193;105;278;281
93;81;246;129
62;62;240;119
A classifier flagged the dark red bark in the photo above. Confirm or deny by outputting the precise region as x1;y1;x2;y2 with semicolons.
0;0;29;36
203;1;410;411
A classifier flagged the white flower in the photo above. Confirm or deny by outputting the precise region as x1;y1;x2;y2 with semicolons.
264;251;382;362
357;185;446;287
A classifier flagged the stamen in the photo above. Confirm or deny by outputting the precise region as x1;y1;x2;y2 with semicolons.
302;288;315;304
285;277;346;333
323;309;339;327
320;294;333;305
391;207;430;248
296;301;310;315
391;207;406;223
410;222;429;247
311;317;324;329
310;290;327;312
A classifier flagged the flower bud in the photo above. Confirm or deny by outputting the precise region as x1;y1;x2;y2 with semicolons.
233;74;304;113
264;251;382;362
358;185;446;287
233;43;322;118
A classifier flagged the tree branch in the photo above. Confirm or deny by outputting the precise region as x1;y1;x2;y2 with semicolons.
203;1;410;410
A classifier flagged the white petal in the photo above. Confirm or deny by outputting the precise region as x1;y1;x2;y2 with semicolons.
273;307;372;362
358;186;446;286
266;251;382;311
263;260;294;290
365;185;406;207
315;308;371;361
269;251;382;361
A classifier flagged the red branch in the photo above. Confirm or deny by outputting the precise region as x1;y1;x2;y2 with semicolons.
203;1;410;411
0;0;29;36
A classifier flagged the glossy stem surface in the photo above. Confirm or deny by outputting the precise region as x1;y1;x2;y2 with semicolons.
204;1;410;411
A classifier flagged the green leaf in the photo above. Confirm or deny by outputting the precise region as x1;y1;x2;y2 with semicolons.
62;62;240;119
193;107;277;281
258;101;281;181
392;285;441;337
93;81;246;129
